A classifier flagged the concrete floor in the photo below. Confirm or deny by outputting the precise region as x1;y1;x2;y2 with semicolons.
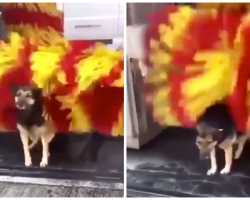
0;183;124;197
127;128;250;197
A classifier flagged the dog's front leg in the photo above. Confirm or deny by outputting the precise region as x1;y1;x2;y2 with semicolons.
40;135;49;167
221;146;233;174
20;132;32;166
17;125;32;166
207;148;217;175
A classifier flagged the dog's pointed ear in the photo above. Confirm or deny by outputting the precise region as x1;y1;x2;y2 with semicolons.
10;83;18;95
197;125;203;134
32;88;42;99
197;123;209;136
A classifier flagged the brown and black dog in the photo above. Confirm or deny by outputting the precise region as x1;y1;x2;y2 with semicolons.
11;84;55;167
196;103;249;175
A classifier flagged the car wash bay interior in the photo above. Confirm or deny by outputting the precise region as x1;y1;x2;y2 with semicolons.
0;9;124;191
126;3;250;197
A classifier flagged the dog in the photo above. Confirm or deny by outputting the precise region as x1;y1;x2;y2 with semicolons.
11;84;55;167
196;103;249;175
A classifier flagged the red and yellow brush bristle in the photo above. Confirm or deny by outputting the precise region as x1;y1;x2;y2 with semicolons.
0;3;124;136
0;33;36;130
0;36;124;135
144;5;250;132
1;3;63;45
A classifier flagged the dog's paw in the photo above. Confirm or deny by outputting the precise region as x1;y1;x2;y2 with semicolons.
207;167;217;175
25;160;32;167
234;154;240;160
40;158;48;168
220;167;231;174
234;150;243;160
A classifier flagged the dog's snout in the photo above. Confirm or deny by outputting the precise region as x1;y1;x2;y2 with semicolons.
16;99;27;109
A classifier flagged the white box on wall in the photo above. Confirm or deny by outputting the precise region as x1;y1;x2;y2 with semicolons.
63;3;124;41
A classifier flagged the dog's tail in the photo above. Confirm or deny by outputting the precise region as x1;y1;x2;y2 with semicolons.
28;138;39;150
